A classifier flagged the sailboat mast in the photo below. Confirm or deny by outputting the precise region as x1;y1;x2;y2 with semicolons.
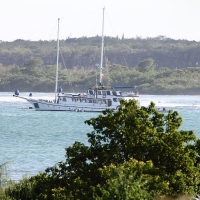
99;7;105;85
55;18;60;102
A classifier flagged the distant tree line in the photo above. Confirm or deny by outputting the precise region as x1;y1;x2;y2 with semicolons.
0;36;200;94
1;36;200;69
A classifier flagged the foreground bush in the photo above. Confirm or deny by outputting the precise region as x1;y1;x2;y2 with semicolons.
5;100;200;199
0;188;12;200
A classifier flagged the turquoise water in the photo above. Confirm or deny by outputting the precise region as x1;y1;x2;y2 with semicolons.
1;92;200;181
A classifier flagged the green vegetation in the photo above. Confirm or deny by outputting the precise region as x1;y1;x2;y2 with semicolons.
1;57;200;94
0;162;12;200
1;36;200;94
2;100;200;199
0;189;12;200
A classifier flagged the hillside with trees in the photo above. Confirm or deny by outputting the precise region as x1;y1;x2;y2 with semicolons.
0;36;200;94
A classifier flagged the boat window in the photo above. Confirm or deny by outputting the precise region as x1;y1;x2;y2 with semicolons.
107;91;111;95
118;98;122;101
113;98;118;102
34;103;39;108
63;97;66;101
102;91;106;95
89;90;93;95
89;99;93;103
113;91;117;96
97;91;102;95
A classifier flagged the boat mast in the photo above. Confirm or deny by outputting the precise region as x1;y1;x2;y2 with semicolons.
55;18;60;102
99;7;105;86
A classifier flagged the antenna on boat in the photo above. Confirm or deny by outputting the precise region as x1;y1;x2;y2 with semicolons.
99;6;105;86
55;18;60;102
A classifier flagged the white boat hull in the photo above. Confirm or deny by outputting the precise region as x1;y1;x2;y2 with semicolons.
27;98;123;112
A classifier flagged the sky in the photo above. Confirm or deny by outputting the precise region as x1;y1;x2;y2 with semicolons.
1;0;200;42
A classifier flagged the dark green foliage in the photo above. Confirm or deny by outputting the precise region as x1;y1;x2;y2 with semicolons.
0;188;12;200
1;59;200;94
137;59;155;72
1;36;200;70
93;160;152;200
5;100;200;199
1;36;200;93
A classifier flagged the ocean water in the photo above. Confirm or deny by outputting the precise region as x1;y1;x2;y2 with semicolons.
1;92;200;181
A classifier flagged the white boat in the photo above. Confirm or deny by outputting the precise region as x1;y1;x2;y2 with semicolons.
13;8;139;112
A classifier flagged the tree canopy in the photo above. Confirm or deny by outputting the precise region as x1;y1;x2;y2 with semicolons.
1;36;200;94
1;57;200;94
5;100;200;199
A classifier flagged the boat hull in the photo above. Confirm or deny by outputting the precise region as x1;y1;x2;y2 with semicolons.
27;99;119;112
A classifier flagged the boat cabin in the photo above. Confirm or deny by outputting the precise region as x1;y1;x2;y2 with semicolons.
86;88;122;98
